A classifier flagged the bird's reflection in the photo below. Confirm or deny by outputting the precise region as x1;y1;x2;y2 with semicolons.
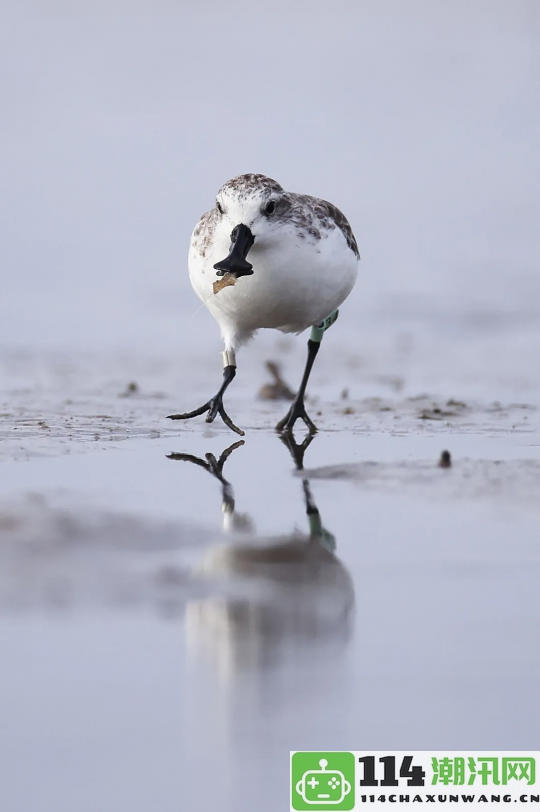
167;434;354;677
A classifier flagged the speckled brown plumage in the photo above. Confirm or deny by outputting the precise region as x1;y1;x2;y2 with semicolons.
191;174;360;261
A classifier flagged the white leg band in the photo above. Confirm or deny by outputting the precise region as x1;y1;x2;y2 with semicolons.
222;349;236;367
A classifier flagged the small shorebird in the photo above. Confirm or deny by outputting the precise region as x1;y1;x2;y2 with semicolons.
167;438;354;672
168;173;360;436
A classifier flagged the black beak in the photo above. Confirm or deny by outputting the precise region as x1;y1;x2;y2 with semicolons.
213;224;255;279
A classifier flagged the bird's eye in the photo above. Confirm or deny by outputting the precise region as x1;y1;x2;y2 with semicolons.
216;200;224;214
264;200;276;215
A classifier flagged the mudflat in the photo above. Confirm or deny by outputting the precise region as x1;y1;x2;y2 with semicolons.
1;334;539;811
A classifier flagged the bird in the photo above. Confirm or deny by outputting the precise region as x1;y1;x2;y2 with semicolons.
167;437;354;673
168;173;360;436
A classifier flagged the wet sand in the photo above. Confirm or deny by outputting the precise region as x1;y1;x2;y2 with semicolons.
1;344;539;812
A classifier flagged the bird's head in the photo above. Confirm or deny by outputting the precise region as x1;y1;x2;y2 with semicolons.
212;173;289;278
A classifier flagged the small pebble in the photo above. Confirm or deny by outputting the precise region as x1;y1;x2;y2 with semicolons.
439;450;452;468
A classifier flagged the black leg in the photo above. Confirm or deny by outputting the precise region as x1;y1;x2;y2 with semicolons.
167;440;244;511
279;431;315;471
168;364;244;436
301;478;336;549
276;339;320;435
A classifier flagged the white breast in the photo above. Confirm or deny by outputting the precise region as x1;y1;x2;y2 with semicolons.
188;221;359;348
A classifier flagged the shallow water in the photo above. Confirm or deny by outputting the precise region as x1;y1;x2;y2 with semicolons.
1;316;540;812
1;419;540;811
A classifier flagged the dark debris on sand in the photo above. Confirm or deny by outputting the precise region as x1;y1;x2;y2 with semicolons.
439;450;452;468
258;361;295;401
119;381;139;398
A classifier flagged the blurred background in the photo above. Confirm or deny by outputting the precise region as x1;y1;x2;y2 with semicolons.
1;0;539;396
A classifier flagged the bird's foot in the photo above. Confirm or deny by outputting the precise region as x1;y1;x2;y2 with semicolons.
168;394;245;436
166;440;244;478
279;431;315;470
276;397;318;436
167;441;244;511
